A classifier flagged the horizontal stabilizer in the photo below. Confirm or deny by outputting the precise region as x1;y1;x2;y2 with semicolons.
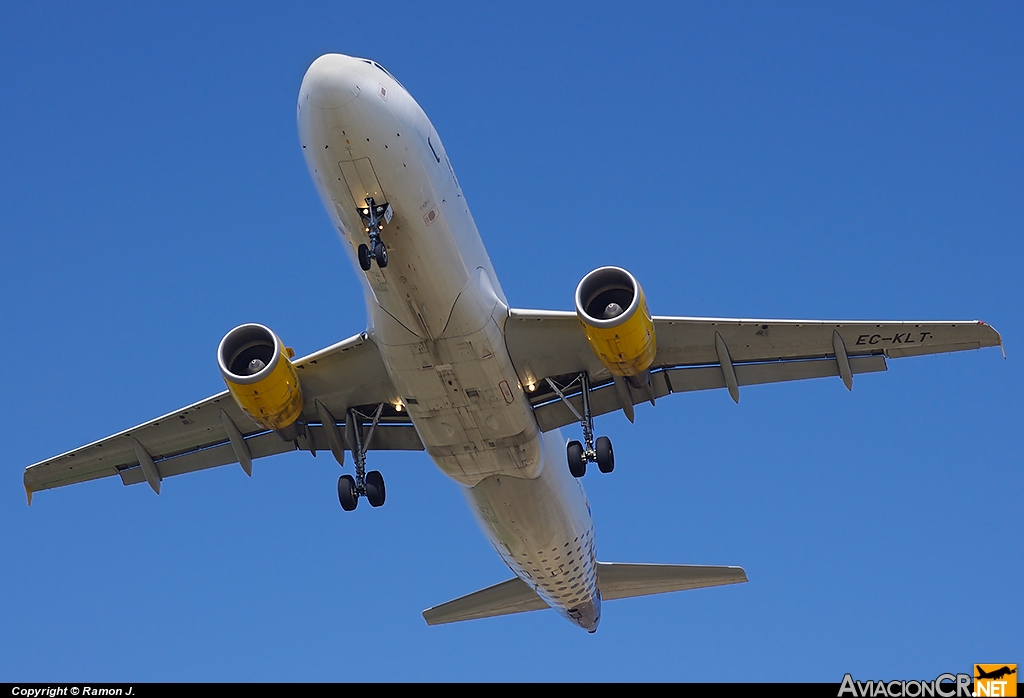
422;576;548;626
422;562;746;626
596;562;747;600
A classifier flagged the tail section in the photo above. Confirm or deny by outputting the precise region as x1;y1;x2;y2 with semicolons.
422;562;746;627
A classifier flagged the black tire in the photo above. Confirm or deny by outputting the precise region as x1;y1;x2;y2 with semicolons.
358;244;372;271
338;474;358;511
596;436;614;473
374;241;388;268
365;470;386;507
567;440;586;478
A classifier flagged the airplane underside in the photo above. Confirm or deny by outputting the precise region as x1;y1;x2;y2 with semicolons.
22;52;1000;633
295;54;750;631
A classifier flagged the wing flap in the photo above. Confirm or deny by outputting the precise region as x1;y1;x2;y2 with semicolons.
665;354;887;394
118;430;294;485
116;424;424;486
422;577;548;626
532;355;886;432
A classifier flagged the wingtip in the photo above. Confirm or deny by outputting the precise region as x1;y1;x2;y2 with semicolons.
979;320;1005;357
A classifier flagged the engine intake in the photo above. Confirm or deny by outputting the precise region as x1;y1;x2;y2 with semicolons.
218;323;304;438
575;267;657;378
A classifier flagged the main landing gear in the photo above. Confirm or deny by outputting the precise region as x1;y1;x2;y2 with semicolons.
336;405;387;511
357;196;392;271
546;373;615;478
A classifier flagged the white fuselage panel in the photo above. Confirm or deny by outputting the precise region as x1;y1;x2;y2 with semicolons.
297;54;599;630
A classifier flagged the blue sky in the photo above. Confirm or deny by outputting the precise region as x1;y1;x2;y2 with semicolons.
1;2;1021;682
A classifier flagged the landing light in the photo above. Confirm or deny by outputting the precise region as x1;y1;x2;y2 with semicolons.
527;383;536;392
394;401;404;412
363;209;369;215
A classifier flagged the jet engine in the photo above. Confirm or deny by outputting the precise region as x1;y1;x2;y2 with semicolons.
575;266;657;378
218;323;304;440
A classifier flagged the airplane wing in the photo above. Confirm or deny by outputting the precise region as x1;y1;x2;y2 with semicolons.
504;310;1003;431
23;332;421;501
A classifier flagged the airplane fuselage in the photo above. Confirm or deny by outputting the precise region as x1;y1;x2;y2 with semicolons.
297;54;600;630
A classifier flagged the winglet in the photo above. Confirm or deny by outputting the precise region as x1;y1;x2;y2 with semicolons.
25;484;32;506
997;328;1006;359
980;321;1005;358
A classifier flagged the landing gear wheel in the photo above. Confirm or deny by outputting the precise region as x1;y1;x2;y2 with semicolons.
596;436;614;473
338;474;358;511
567;440;586;478
365;470;386;507
374;241;388;268
358;244;372;271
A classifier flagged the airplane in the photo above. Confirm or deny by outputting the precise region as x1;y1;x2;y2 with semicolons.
22;53;1003;633
976;666;1017;681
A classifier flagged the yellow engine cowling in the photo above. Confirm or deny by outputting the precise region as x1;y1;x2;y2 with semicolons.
575;266;657;377
218;323;303;438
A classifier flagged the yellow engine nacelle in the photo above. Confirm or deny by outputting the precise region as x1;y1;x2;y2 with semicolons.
218;323;303;438
575;266;657;378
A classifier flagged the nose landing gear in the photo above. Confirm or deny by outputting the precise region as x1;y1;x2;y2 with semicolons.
357;196;392;271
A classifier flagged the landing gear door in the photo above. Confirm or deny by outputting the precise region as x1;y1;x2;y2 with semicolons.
338;157;387;210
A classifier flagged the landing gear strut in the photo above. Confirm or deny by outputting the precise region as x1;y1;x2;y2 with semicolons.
357;196;392;271
547;372;615;478
335;404;387;511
